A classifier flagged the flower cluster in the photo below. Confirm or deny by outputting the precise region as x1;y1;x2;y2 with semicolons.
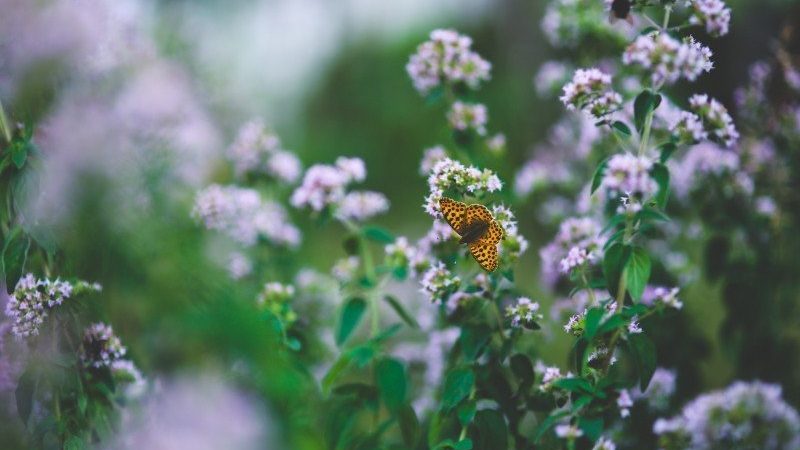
226;119;302;183
80;323;127;369
535;60;571;97
641;286;684;310
256;282;297;325
541;0;629;48
5;274;101;339
423;157;502;217
447;101;488;136
291;157;388;222
687;0;732;38
406;29;491;95
505;297;543;328
384;237;416;276
688;94;739;147
600;153;659;200
193;184;301;247
419;146;448;175
492;205;529;263
622;33;713;86
419;261;461;303
670;111;707;144
560;68;623;123
540;217;605;288
654;381;800;449
669;143;745;200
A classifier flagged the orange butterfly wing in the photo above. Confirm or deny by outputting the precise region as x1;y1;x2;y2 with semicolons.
465;204;504;272
439;197;467;234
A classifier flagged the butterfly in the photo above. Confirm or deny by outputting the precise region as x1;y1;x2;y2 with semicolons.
439;197;504;272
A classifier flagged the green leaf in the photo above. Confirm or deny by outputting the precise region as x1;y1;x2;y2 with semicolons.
441;368;474;411
474;410;508;450
15;369;36;426
625;247;651;302
578;416;603;441
636;207;670;223
454;439;474;450
590;157;610;194
322;353;353;394
611;121;632;139
629;334;657;391
651;163;670;209
457;400;476;426
375;358;406;412
583;307;604;340
659;141;677;163
336;297;367;346
603;243;631;298
10;140;29;169
634;90;662;133
534;411;570;442
459;325;491;362
2;228;30;288
552;377;595;394
64;436;86;450
382;295;419;329
596;314;626;336
363;226;395;244
398;404;420;448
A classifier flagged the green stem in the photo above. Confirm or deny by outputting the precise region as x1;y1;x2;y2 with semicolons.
638;109;655;157
662;5;672;30
0;99;11;144
458;385;477;440
580;270;596;305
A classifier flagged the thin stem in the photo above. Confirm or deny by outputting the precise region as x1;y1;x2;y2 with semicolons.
662;5;672;30
637;109;655;157
580;270;596;305
0;99;11;144
458;385;477;440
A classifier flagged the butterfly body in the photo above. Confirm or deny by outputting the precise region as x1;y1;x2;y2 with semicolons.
439;197;504;272
458;219;489;245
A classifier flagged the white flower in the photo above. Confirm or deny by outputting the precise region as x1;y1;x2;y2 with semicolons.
688;0;732;37
671;111;708;143
290;164;352;212
423;158;502;217
555;424;584;439
564;310;586;336
335;157;366;183
600;153;659;199
628;318;643;334
447;101;488;136
266;150;302;184
406;29;491;95
592;437;617;450
623;33;713;86
617;389;633;418
535;60;570;96
642;286;683;309
332;256;360;283
227;252;253;280
669;142;740;199
419;261;461;303
688;94;739;147
80;323;127;368
419;145;448;175
559;246;594;274
540;217;605;288
560;68;622;122
505;297;543;328
226;120;301;183
335;191;390;222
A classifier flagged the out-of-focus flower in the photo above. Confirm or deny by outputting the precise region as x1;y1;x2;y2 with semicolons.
419;261;460;303
111;359;147;399
335;157;366;183
193;185;300;248
424;158;502;217
555;424;584;439
623;33;713;86
505;297;543;328
671;111;708;144
600;153;659;200
654;381;800;449
406;29;491;95
486;133;506;154
538;363;570;392
257;283;297;326
687;0;732;37
535;60;571;97
618;389;633;418
447;101;488;136
642;286;683;310
560;68;622;122
559;246;594;274
106;375;274;450
633;367;676;410
540;217;604;289
385;237;416;275
5;274;101;339
394;327;460;414
755;196;778;218
227;252;253;280
226;120;300;183
332;256;360;283
419;146;448;175
592;436;617;450
80;322;127;369
688;94;739;147
669;143;742;200
335;191;389;222
492;205;529;263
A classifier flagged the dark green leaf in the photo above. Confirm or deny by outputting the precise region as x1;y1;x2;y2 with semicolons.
363;226;395;244
636;207;670;223
322;353;353;394
398;404;420;448
625;247;651;302
2;228;29;288
659;142;677;163
651;163;670;209
634;90;662;133
10;141;28;169
578;416;603;441
375;358;406;412
629;334;657;391
590;157;610;194
474;410;507;450
459;325;491;362
603;243;631;298
552;377;595;394
534;411;570;442
336;297;367;346
441;368;474;411
583;307;604;340
454;439;473;450
64;436;86;450
382;295;419;329
457;400;476;426
343;235;360;256
611;121;632;139
596;314;626;336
